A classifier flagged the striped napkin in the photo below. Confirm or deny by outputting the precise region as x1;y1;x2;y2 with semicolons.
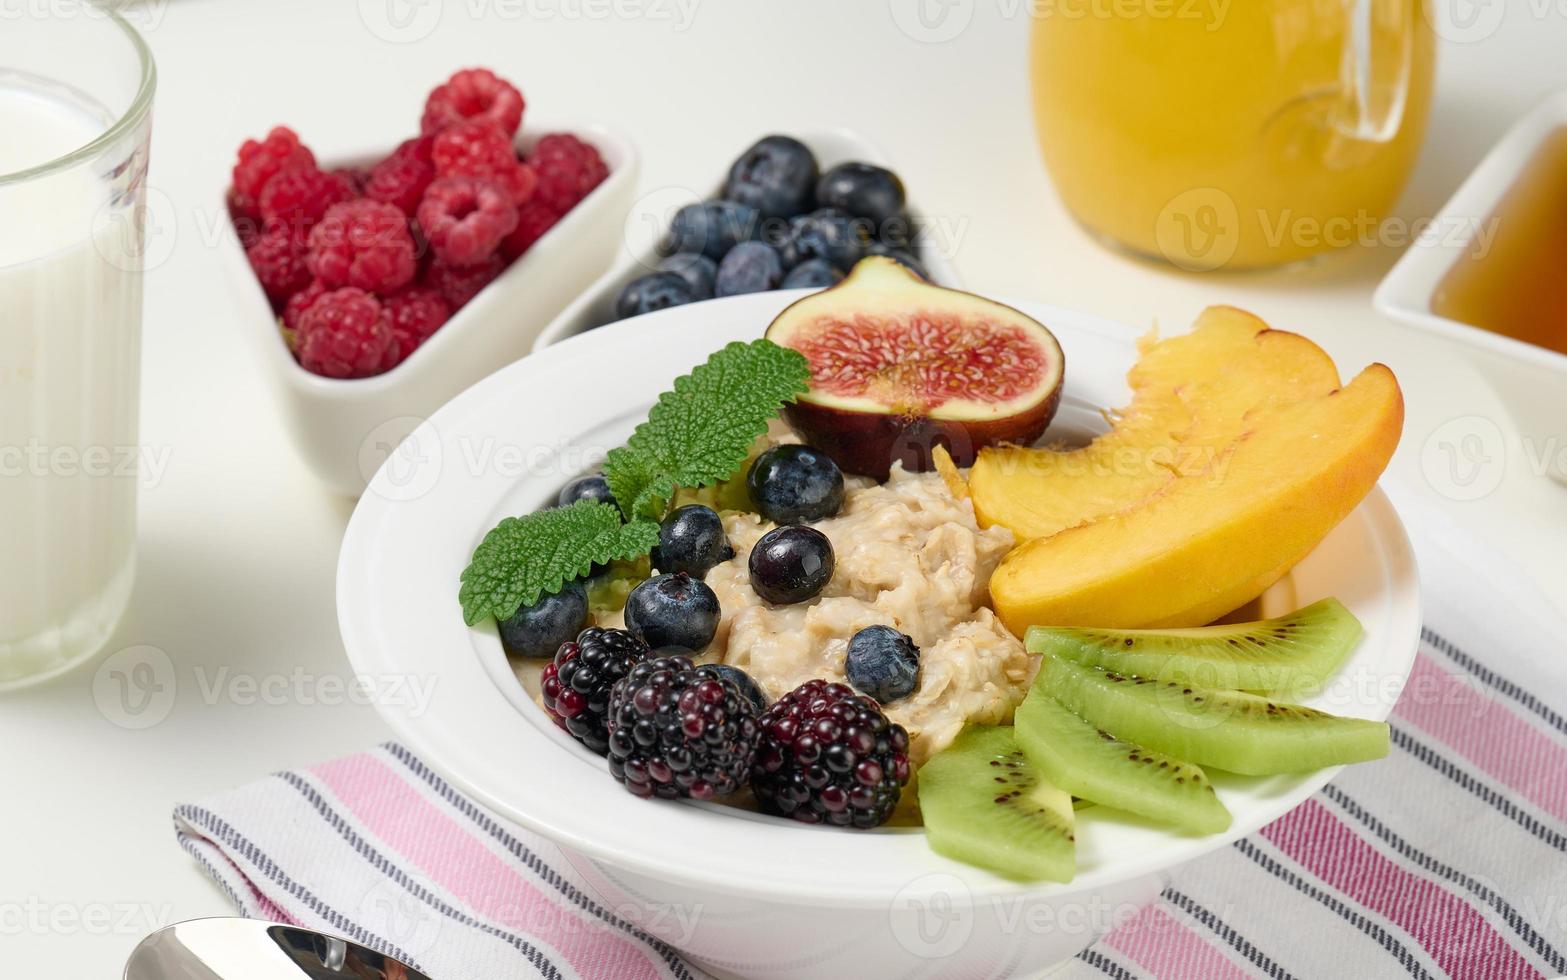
175;492;1567;979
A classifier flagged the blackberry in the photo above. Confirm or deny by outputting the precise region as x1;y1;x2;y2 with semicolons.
540;627;649;754
606;656;760;800
751;679;910;828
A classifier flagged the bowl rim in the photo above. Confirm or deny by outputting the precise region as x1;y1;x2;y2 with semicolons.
529;126;963;352
1374;90;1567;372
337;291;1422;907
220;121;640;401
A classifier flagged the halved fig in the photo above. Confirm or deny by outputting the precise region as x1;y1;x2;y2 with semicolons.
766;257;1065;479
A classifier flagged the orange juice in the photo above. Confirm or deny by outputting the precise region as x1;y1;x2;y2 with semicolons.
1031;0;1435;270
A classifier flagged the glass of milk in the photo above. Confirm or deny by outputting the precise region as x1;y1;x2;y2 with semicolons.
0;5;155;688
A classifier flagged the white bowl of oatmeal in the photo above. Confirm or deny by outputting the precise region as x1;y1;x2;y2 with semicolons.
338;291;1420;979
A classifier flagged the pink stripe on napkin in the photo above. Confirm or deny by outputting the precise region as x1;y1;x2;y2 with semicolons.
1102;903;1250;980
310;753;668;980
1395;652;1567;823
1261;798;1544;980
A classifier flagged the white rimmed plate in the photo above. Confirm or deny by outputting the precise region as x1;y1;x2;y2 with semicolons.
338;291;1420;978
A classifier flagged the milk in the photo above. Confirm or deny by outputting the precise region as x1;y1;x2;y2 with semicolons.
0;79;142;685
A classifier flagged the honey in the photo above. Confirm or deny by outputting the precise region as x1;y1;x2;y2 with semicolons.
1432;128;1567;357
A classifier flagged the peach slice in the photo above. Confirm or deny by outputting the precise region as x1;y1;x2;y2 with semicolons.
969;307;1342;540
989;363;1403;631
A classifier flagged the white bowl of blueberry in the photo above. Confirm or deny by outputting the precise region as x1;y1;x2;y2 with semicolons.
530;130;960;350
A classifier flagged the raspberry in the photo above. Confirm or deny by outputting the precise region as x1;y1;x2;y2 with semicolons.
295;288;397;379
331;166;369;196
258;166;357;232
231;126;315;220
529;133;608;214
751;679;910;828
383;286;451;362
606;656;760;800
541;627;649;755
365;137;436;217
229;194;266;251
500;198;563;261
417;176;519;267
421;68;525;137
431;121;536;204
245;226;312;304
424;255;505;309
307;200;419;294
282;279;328;331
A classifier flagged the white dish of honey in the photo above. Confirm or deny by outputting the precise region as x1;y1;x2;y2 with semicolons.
1377;92;1567;484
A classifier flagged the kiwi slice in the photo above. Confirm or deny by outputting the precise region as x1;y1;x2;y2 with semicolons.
918;726;1075;883
1025;598;1363;694
1037;656;1389;775
1014;692;1232;834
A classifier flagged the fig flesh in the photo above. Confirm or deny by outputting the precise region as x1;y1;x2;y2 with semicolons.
765;257;1065;479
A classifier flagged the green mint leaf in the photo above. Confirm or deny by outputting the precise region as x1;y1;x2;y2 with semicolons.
459;339;810;629
459;501;660;626
604;339;811;521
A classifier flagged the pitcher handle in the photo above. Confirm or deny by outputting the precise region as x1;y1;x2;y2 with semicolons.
1332;0;1418;142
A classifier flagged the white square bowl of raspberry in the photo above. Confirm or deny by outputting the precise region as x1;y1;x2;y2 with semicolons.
220;68;638;497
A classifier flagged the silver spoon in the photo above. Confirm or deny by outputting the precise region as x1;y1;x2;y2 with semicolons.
125;917;433;979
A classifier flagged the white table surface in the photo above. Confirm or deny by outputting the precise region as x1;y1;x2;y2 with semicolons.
7;2;1566;975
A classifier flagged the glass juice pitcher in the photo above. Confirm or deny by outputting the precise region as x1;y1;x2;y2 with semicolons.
1031;0;1436;271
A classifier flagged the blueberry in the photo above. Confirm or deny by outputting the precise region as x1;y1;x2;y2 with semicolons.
498;581;589;658
651;504;734;578
748;525;834;605
845;625;920;703
781;258;843;289
616;271;695;320
746;444;845;524
877;213;920;250
623;572;721;652
722;135;819;220
866;242;928;280
559;474;618;511
656;252;718;299
711;664;768;714
815;162;906;227
714;241;784;296
778;209;872;271
662;200;760;261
